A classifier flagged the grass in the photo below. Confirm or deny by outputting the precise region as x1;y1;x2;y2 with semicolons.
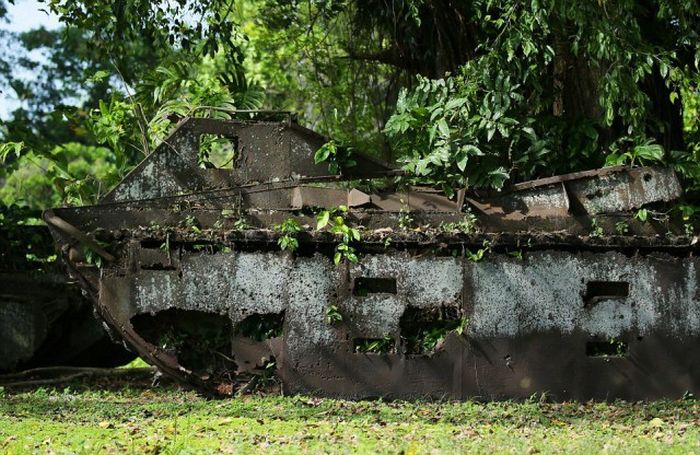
0;380;698;454
117;357;152;369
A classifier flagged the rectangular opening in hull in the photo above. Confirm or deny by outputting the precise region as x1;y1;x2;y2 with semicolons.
234;312;285;342
586;340;628;357
199;134;238;169
399;306;464;355
584;281;629;306
353;277;397;297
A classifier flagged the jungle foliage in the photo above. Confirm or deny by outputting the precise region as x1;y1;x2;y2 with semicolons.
0;0;699;220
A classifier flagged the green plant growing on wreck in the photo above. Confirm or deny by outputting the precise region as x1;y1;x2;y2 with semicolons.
83;239;111;268
604;142;666;167
313;140;357;175
684;223;694;237
675;204;698;236
440;209;478;234
401;308;470;354
465;248;486;262
334;242;359;265
354;335;394;354
634;208;649;222
220;202;251;231
454;316;470;336
419;327;448;353
159;233;171;251
254;359;279;389
191;244;208;252
611;338;628;357
602;338;628;357
234;358;280;395
398;200;414;230
234;313;284;342
615;221;629;235
465;240;491;262
325;305;343;324
83;247;104;268
183;215;202;234
24;252;57;264
316;206;361;265
157;329;187;353
383;236;393;249
589;218;604;238
171;200;194;214
232;217;251;231
677;204;697;221
158;232;175;264
274;218;302;252
507;250;523;260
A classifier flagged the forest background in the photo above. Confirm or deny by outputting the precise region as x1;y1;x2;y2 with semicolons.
0;0;699;227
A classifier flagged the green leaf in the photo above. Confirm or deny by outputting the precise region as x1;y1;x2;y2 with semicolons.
436;118;450;137
457;152;468;172
486;126;496;142
487;167;510;190
635;208;648;222
429;107;444;121
316;211;330;230
497;123;509;138
633;144;664;163
314;142;335;164
0;142;25;163
444;97;467;110
415;159;430;176
428;124;437;144
463;144;483;156
522;127;536;137
88;70;111;83
395;89;408;112
605;153;627;167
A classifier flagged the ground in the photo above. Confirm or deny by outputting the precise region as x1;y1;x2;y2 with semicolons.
1;367;698;455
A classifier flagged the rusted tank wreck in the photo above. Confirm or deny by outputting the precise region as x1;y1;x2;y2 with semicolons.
45;116;699;400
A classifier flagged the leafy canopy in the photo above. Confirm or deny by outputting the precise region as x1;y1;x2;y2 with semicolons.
0;0;699;218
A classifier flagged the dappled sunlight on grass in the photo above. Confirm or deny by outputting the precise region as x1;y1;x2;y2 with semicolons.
0;384;698;454
117;357;151;369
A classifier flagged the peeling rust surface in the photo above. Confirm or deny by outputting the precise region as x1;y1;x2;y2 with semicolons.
468;166;682;220
44;116;698;400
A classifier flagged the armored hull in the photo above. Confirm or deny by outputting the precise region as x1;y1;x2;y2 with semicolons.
45;116;699;399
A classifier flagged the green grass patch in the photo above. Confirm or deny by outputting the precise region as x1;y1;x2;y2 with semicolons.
117;357;151;369
0;385;698;454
